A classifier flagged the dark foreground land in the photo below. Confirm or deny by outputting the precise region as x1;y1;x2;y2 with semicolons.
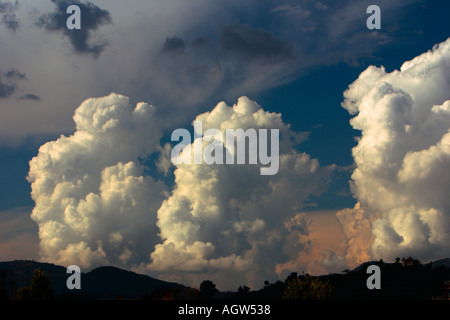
1;257;449;300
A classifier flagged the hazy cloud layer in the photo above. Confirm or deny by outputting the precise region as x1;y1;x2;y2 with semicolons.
338;38;450;264
219;21;295;64
335;203;373;268
0;0;427;143
0;207;39;261
150;21;299;113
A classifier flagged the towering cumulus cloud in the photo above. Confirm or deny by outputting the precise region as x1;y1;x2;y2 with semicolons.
28;94;334;289
27;93;166;268
143;97;334;288
339;38;450;264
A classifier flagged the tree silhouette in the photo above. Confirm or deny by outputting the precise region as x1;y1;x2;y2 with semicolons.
236;285;250;298
238;285;250;294
0;270;7;300
285;272;298;284
199;280;218;299
9;272;17;299
31;268;53;300
282;273;332;300
15;287;32;300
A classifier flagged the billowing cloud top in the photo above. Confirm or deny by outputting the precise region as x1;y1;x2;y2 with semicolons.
27;94;335;289
339;38;450;262
145;97;334;287
27;93;166;267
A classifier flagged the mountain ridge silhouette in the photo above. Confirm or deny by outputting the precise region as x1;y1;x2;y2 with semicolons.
0;260;184;299
1;257;449;299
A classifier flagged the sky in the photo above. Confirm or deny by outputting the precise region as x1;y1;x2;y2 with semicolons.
0;0;449;291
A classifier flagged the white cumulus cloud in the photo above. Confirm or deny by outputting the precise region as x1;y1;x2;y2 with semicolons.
27;93;335;290
140;96;335;289
27;93;166;269
338;38;450;263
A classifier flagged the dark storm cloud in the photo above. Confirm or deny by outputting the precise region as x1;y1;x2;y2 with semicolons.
4;69;26;80
152;22;298;108
37;0;112;58
160;22;295;65
0;1;16;12
1;13;19;31
0;69;26;99
192;36;211;48
162;36;186;54
18;94;41;101
0;79;15;98
219;22;295;64
0;0;20;32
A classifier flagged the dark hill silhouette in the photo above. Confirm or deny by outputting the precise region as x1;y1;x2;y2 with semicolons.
431;258;450;269
0;260;67;298
320;259;450;299
0;260;183;299
232;258;450;300
82;266;183;299
1;257;449;300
